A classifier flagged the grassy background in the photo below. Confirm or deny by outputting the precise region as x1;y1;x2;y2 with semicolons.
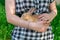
0;0;60;40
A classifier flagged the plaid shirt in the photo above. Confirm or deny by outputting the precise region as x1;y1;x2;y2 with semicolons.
12;0;54;40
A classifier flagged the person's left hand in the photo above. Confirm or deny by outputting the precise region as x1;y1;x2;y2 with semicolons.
38;13;55;23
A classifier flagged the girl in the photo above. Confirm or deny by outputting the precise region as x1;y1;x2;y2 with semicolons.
5;0;57;40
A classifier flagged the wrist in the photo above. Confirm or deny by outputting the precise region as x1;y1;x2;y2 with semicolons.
28;21;31;28
28;22;33;27
49;11;57;17
27;21;34;30
29;22;36;30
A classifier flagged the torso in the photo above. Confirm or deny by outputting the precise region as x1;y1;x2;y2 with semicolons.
15;0;50;17
11;0;54;40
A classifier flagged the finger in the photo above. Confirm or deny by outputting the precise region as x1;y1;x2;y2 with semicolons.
27;8;36;14
39;18;49;24
40;17;49;21
42;20;50;24
43;20;47;24
40;17;50;24
41;20;48;24
38;20;47;24
44;23;50;26
38;14;44;19
47;19;52;23
39;17;45;21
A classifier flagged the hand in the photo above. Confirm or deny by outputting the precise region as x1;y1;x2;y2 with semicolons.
38;13;55;23
36;21;50;32
29;21;50;32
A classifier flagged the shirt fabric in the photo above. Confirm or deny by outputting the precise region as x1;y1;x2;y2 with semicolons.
12;0;54;40
15;0;54;17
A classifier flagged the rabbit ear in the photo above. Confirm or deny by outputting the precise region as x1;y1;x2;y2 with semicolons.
27;8;36;14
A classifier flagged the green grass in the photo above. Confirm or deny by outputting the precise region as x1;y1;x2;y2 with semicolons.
0;3;14;40
0;1;60;40
51;5;60;40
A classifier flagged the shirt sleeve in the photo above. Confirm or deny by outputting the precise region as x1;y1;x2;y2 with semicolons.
50;0;54;3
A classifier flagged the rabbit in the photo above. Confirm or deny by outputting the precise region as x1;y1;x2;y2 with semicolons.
21;13;40;22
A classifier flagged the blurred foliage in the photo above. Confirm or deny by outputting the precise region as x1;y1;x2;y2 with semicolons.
51;5;60;40
0;0;5;6
0;3;14;40
0;0;60;40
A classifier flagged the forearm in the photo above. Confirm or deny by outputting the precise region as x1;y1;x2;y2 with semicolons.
7;13;49;32
5;0;31;30
49;10;57;18
5;0;46;32
6;14;30;28
49;1;57;17
6;15;44;32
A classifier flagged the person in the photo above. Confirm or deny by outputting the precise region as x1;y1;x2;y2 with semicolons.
5;0;57;40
